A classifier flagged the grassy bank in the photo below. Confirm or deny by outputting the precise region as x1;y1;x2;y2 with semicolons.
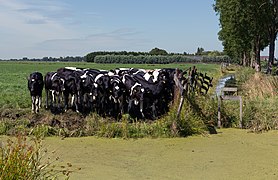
219;66;278;131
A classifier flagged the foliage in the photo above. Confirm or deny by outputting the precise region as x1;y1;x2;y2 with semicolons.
11;56;84;62
93;54;232;64
195;47;204;55
83;95;219;138
0;134;77;179
242;73;278;98
219;66;278;132
149;47;168;55
214;0;273;66
85;51;149;62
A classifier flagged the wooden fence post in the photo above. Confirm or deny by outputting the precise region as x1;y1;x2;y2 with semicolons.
217;96;221;128
239;96;242;128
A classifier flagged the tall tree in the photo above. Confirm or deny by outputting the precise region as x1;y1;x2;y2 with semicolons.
214;0;270;70
264;0;278;68
149;47;168;55
196;47;204;55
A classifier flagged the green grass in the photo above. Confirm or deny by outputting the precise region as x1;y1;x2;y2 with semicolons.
0;134;76;179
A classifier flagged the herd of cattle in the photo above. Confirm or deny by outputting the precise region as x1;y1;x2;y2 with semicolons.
27;66;213;119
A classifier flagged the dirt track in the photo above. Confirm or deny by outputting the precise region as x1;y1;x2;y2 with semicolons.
42;128;278;179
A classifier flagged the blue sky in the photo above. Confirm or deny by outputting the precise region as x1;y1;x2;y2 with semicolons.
0;0;275;59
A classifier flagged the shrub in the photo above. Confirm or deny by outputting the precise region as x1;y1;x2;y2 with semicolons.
0;134;78;179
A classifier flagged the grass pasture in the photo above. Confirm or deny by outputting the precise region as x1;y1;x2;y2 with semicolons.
0;61;219;109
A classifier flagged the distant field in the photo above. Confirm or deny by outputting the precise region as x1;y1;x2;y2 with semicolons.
0;61;219;109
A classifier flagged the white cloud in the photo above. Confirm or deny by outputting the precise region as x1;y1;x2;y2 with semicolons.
0;0;151;59
0;0;78;58
35;29;151;56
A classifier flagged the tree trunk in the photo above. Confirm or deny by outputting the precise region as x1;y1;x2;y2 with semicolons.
253;36;261;72
268;29;276;65
242;52;247;66
256;43;261;72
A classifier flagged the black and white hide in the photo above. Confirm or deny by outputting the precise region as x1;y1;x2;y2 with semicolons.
122;74;145;119
28;72;44;113
108;75;126;119
80;69;101;112
57;67;82;113
133;74;170;119
93;73;111;116
44;72;65;110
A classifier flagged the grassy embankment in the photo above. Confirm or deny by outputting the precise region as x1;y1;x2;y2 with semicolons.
220;65;278;131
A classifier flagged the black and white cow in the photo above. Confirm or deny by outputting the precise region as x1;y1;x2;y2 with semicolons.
122;74;145;119
93;73;111;116
108;75;127;118
133;74;170;119
28;72;44;113
80;69;102;112
57;67;83;113
44;72;65;109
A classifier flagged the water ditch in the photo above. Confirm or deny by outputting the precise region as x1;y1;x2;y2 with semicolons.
215;74;235;96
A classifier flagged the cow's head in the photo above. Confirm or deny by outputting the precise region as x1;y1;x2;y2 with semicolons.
53;78;65;92
110;79;125;101
130;83;145;105
95;74;110;91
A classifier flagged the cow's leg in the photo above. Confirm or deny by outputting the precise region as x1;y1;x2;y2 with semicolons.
39;96;42;109
64;93;69;112
71;95;75;107
140;99;145;119
119;97;124;115
51;90;56;108
31;96;35;113
45;89;49;109
151;103;157;119
128;99;133;114
57;92;61;109
35;96;40;113
74;94;80;113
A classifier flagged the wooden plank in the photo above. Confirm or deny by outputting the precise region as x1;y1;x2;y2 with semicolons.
173;73;183;92
177;96;185;119
222;87;238;92
221;95;240;101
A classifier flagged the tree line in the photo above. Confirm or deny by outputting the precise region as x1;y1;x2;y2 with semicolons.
214;0;278;71
91;54;231;64
2;47;231;64
85;47;230;64
7;56;84;62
